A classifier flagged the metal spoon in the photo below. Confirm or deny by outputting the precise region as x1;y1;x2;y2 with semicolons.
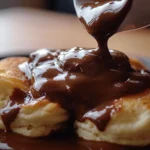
74;0;150;32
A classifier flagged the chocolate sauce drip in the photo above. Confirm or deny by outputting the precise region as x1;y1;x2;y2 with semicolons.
1;89;29;131
75;0;132;68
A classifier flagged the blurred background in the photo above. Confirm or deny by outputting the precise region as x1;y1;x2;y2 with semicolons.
0;0;150;66
0;0;76;14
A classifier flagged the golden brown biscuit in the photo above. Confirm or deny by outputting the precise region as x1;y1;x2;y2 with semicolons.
0;57;69;137
75;89;150;146
0;57;29;109
0;57;29;91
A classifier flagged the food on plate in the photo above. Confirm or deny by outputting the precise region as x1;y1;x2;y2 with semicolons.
0;57;69;137
75;89;150;146
0;0;150;149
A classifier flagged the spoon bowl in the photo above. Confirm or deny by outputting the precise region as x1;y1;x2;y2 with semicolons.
74;0;150;32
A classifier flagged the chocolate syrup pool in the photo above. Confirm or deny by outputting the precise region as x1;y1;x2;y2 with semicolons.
0;131;150;150
1;0;150;149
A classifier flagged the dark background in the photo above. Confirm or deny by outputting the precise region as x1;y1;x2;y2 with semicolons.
47;0;75;14
0;0;76;14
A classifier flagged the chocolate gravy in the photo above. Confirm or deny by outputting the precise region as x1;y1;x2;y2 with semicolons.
0;0;150;149
25;48;150;131
1;89;27;131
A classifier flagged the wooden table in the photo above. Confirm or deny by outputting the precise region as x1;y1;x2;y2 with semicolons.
0;8;150;57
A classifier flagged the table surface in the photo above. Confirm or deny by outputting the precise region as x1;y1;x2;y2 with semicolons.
0;7;150;57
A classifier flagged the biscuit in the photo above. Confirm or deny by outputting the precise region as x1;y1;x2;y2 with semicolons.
75;90;150;146
0;57;69;137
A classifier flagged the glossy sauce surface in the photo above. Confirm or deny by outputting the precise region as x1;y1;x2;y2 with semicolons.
0;0;150;150
1;89;27;131
24;48;150;131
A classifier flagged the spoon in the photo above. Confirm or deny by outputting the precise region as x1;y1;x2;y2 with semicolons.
74;0;150;32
